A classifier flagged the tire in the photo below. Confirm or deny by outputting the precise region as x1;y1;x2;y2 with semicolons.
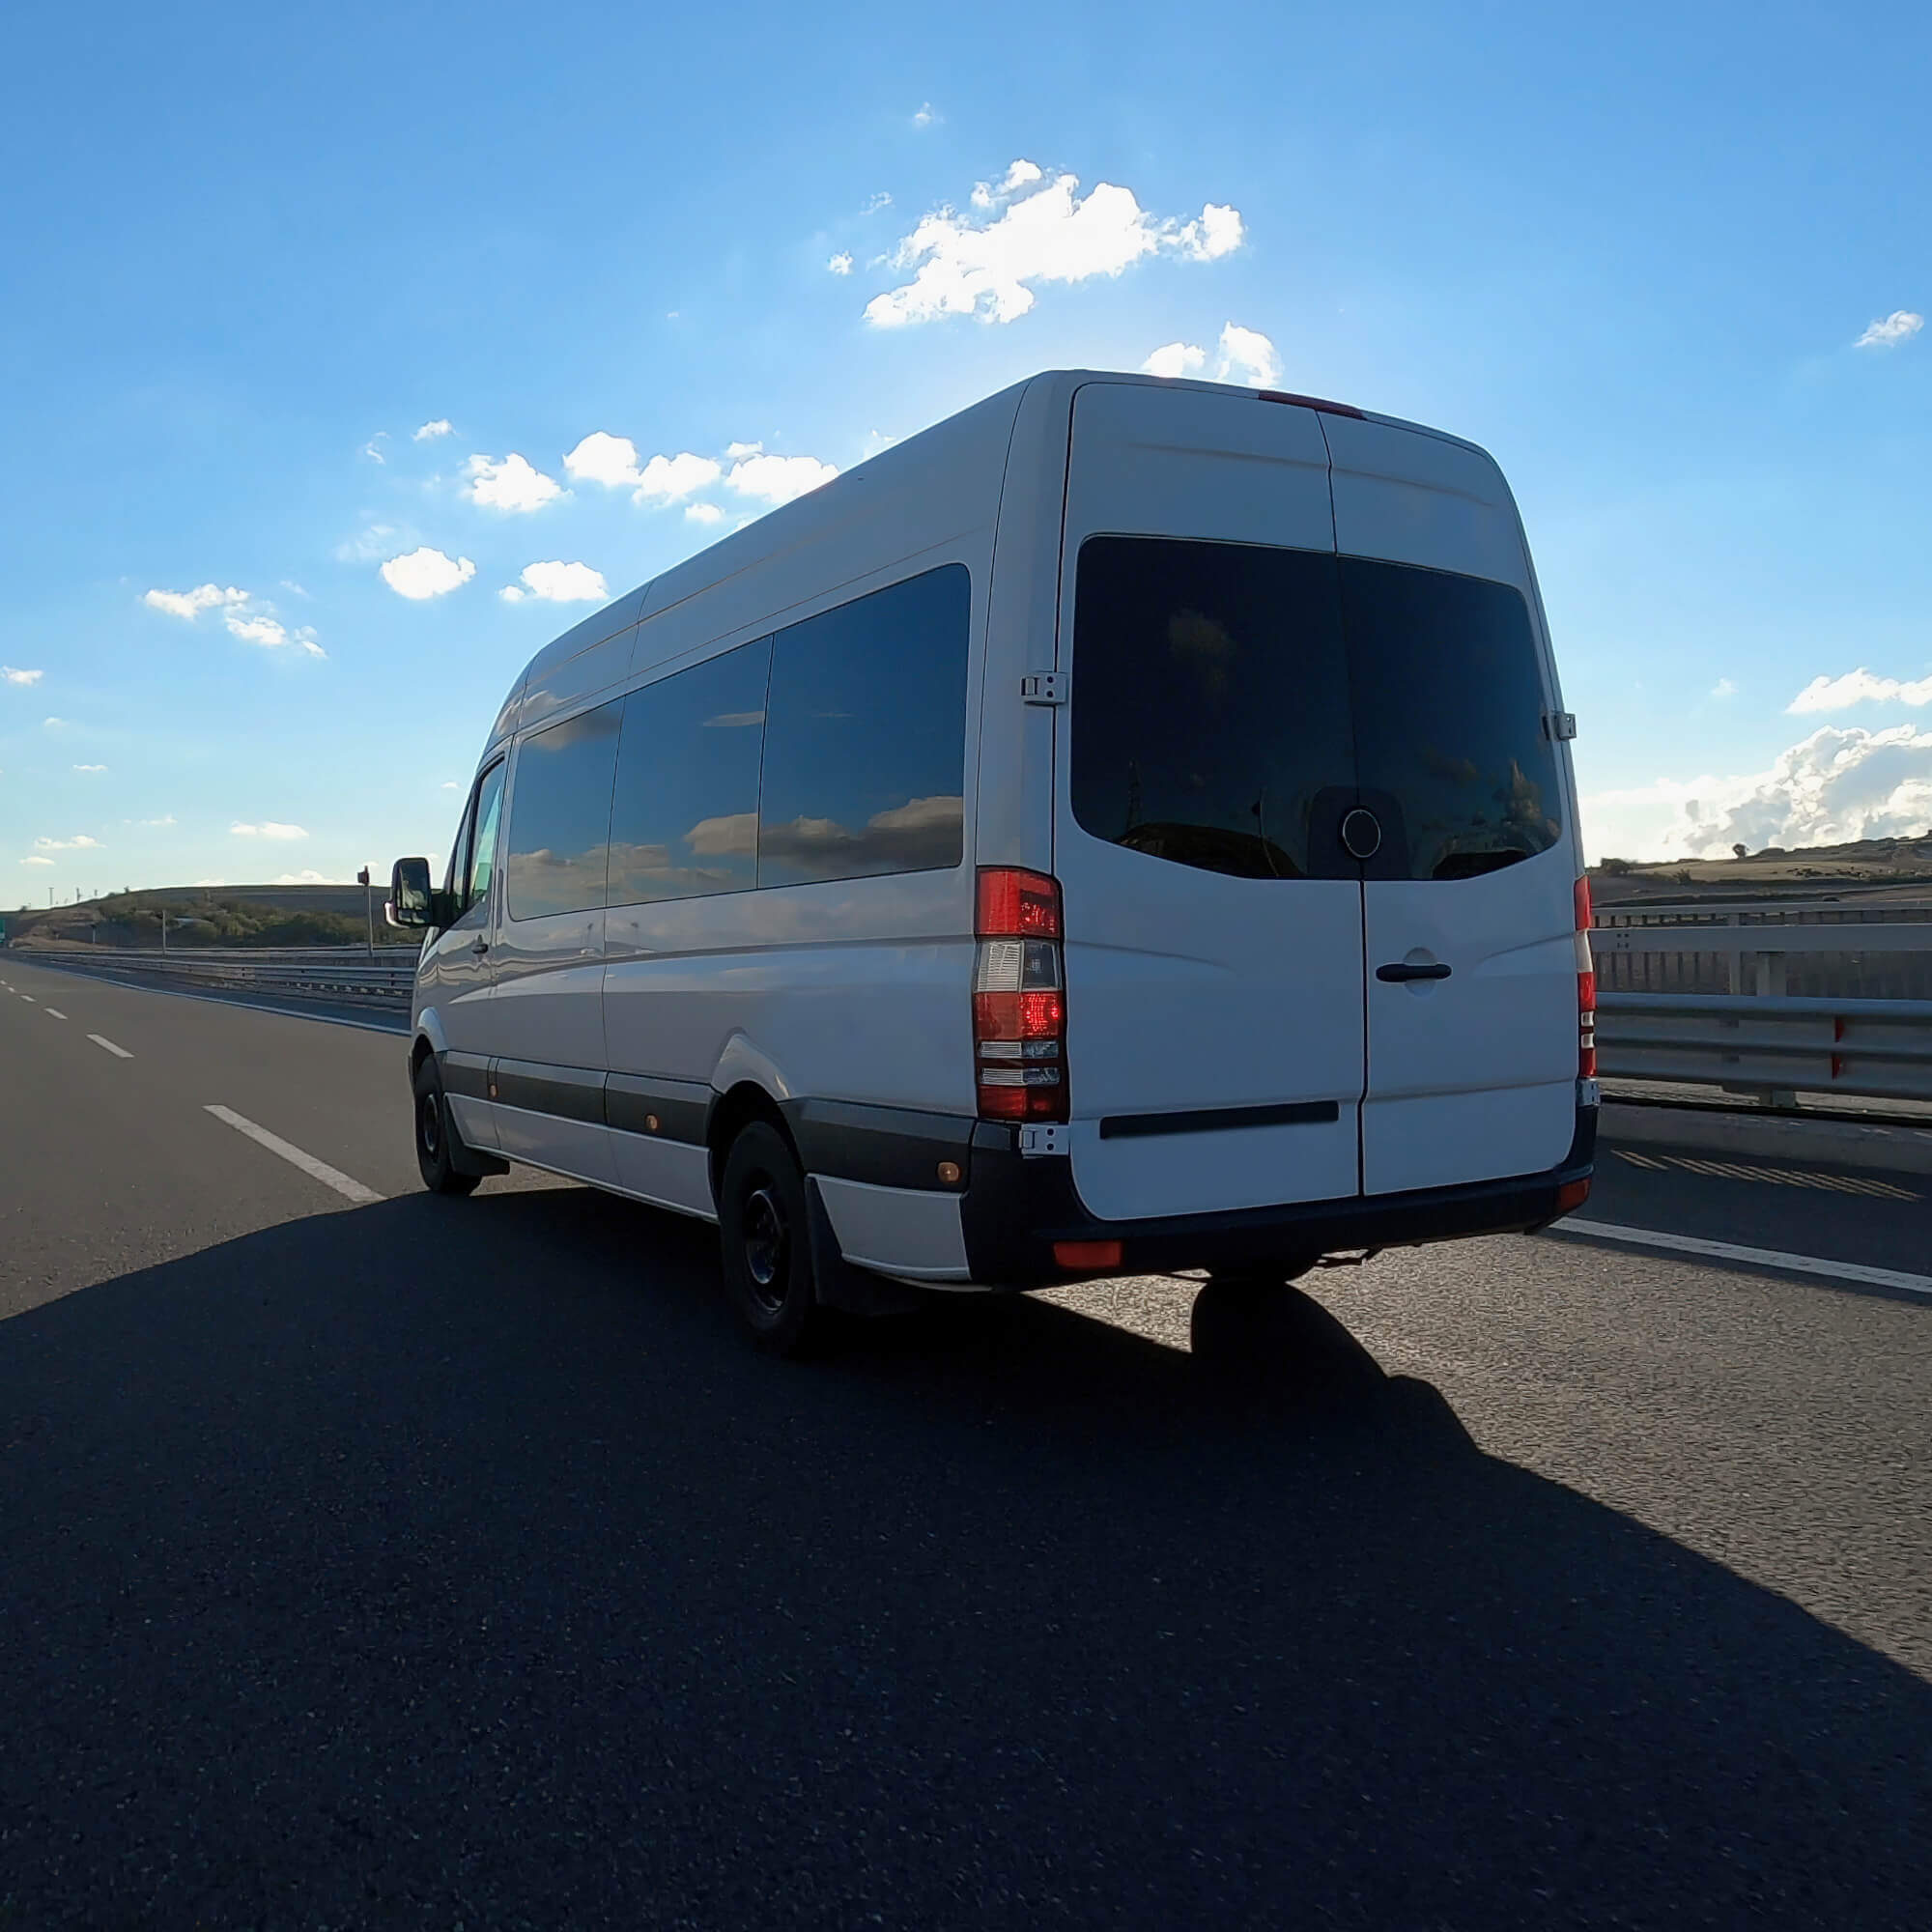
412;1054;483;1197
718;1121;826;1356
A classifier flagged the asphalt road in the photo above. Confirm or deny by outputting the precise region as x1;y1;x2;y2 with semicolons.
2;952;1928;1928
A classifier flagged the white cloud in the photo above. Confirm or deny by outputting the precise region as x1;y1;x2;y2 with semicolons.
1711;678;1738;699
1787;667;1932;713
724;440;763;460
43;717;65;728
865;164;1246;327
563;431;642;489
361;435;388;464
412;418;454;441
274;869;329;884
279;580;308;598
464;451;564;512
137;814;176;825
72;763;106;773
726;452;838;505
685;502;724;525
1177;204;1244;262
864;191;892;213
21;856;53;867
440;781;462;790
1583;723;1932;862
635;452;723;502
827;251;853;275
1142;341;1207;380
380;548;476;600
2;666;43;685
144;583;249;620
1216;321;1280;387
912;101;937;128
1855;310;1924;350
499;559;609;605
230;821;308;839
223;611;288;648
36;834;100;850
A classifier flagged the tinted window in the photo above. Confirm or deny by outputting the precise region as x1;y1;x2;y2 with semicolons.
608;639;771;906
1069;537;1354;879
1341;558;1562;880
467;762;505;912
758;564;969;888
505;701;620;920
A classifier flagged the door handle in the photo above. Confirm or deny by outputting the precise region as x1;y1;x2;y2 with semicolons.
1377;961;1451;982
470;937;491;955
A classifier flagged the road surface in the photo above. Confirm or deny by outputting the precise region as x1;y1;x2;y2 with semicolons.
2;951;1928;1927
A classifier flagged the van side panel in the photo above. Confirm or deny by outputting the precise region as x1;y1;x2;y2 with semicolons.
600;403;1019;1262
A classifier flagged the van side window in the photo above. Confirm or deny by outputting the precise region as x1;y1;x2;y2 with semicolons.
1340;558;1562;880
466;761;506;912
757;563;970;889
608;639;771;906
504;701;621;920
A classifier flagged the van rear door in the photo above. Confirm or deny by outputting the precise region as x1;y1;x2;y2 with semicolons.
1053;384;1365;1221
1325;416;1578;1197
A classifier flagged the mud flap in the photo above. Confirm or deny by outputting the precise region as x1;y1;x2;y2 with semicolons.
805;1177;929;1317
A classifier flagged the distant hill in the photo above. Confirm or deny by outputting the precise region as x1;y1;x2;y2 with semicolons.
1590;832;1932;905
6;882;416;950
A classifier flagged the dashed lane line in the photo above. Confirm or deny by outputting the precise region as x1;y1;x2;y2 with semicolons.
204;1104;384;1207
87;1034;133;1059
1557;1217;1932;1299
43;1009;67;1020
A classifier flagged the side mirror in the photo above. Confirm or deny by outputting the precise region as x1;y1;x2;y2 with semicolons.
387;857;435;928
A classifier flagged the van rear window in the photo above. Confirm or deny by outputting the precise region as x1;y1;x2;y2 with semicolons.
1069;538;1562;882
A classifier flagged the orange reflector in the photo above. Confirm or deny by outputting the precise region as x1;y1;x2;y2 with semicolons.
1554;1179;1591;1213
1053;1239;1122;1272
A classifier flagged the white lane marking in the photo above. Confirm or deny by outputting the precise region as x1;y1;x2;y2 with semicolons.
18;994;34;1003
1558;1217;1932;1298
43;1009;67;1020
204;1104;384;1206
88;1034;133;1059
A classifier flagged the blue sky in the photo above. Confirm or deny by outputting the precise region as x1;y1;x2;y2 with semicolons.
3;0;1927;903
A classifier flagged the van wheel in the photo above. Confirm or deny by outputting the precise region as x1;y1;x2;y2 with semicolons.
719;1122;826;1356
412;1056;483;1197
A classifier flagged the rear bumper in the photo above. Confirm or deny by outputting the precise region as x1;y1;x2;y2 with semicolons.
959;1107;1598;1289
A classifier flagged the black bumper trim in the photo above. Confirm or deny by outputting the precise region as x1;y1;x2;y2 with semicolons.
783;1097;977;1195
960;1107;1598;1288
491;1057;606;1125
1100;1099;1340;1140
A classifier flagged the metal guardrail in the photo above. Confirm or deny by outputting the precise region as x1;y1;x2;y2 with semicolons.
1594;906;1932;1105
21;946;417;1009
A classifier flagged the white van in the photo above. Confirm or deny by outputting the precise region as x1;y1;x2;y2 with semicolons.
389;370;1598;1352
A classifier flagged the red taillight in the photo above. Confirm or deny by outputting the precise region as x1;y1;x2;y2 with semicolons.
975;867;1068;1122
1554;1179;1591;1214
1574;876;1597;1079
1053;1239;1122;1272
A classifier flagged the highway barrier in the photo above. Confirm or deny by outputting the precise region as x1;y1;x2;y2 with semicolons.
19;902;1932;1108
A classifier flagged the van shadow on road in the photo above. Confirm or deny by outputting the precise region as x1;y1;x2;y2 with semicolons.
3;1185;1928;1928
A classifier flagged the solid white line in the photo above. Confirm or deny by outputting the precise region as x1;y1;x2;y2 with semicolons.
1557;1217;1932;1298
43;1009;67;1020
87;1034;132;1058
204;1104;384;1206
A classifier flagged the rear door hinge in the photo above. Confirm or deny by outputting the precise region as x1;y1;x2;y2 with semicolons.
1018;1123;1067;1156
1021;671;1065;706
1545;711;1577;741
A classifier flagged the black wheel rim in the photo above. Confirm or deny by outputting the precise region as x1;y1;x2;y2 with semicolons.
419;1091;442;1160
742;1180;788;1315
